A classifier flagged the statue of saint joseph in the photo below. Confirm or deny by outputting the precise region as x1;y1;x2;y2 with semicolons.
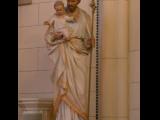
44;0;94;119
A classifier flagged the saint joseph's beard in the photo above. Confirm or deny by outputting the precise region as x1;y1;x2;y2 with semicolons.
67;5;77;12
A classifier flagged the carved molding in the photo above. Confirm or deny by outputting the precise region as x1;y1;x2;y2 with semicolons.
18;98;54;120
19;98;53;110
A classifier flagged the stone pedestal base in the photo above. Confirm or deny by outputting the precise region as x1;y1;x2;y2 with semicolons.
18;98;54;120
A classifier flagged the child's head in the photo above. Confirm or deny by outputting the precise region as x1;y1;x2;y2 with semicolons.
54;1;65;16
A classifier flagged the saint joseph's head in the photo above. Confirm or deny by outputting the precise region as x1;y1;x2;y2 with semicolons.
67;0;81;12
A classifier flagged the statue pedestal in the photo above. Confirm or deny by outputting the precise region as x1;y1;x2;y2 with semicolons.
18;98;54;120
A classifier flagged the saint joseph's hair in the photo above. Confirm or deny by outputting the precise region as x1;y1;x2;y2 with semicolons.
67;0;81;4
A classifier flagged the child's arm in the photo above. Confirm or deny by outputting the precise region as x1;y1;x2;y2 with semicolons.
43;21;51;27
43;14;55;27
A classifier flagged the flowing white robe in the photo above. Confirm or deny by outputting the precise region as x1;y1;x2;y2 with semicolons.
45;8;92;120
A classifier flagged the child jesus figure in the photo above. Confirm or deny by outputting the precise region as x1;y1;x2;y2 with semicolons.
44;0;74;46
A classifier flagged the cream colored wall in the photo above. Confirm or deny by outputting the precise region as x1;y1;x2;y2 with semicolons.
18;0;96;119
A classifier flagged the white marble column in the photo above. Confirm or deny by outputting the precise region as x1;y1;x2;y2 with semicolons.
129;0;140;119
100;0;129;120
